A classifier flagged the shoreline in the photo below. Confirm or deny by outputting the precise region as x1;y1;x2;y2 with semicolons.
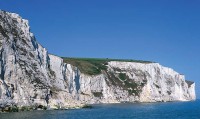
0;99;197;113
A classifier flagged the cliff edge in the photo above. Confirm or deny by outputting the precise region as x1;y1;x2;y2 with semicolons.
0;11;196;110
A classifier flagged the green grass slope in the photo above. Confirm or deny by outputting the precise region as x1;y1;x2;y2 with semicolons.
62;57;153;75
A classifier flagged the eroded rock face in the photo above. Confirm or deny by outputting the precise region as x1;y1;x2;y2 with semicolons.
0;10;196;109
107;62;196;102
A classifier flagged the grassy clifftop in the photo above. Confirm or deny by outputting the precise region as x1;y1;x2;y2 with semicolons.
62;57;153;75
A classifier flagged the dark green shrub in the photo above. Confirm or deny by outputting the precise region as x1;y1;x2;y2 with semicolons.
119;73;126;81
92;92;103;97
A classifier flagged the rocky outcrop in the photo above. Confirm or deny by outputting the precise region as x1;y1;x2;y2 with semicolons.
0;10;196;110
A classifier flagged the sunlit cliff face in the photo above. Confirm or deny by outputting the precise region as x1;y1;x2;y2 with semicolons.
0;10;195;109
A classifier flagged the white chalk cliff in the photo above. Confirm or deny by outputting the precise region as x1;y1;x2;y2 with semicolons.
0;11;196;109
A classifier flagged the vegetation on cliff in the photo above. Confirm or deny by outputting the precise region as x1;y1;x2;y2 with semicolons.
62;57;153;75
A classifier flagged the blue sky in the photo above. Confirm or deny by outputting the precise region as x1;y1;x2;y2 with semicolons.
0;0;200;98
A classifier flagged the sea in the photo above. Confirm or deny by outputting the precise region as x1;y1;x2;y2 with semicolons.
1;100;200;119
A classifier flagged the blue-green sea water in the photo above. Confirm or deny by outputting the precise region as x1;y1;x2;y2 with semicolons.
1;100;200;119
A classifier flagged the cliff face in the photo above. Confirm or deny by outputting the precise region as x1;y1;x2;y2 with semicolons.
0;11;196;109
